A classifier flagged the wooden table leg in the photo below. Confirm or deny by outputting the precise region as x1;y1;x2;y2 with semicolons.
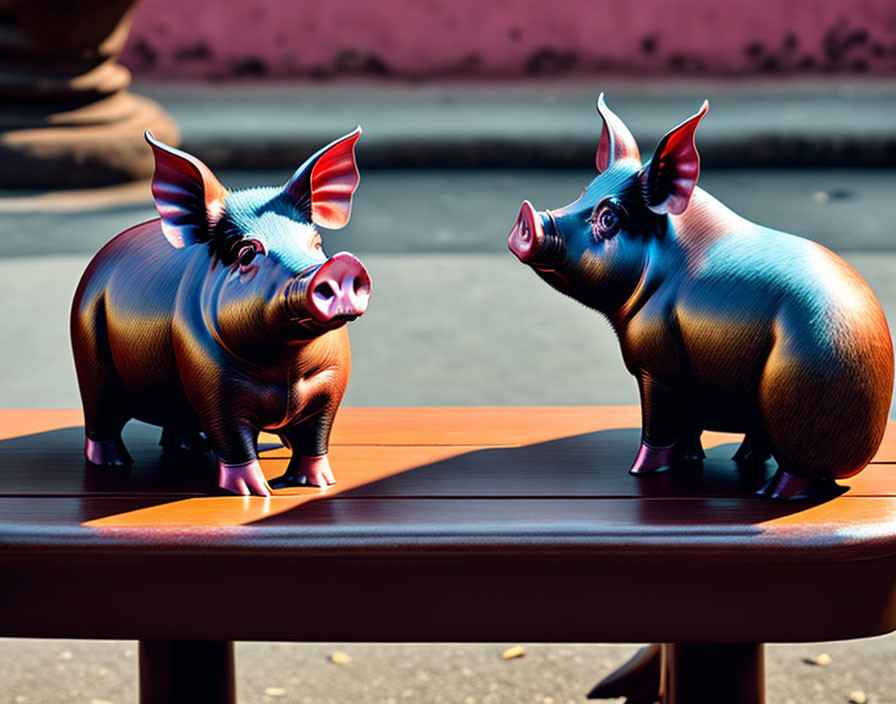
139;640;235;704
664;643;764;704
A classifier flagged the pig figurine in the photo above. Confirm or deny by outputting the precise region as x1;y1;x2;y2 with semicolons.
71;129;370;496
508;95;894;499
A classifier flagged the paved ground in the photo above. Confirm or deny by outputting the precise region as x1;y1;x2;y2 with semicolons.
2;169;894;415
136;79;896;168
5;167;896;256
1;637;895;704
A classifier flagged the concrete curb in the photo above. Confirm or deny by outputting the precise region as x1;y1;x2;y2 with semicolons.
136;78;896;169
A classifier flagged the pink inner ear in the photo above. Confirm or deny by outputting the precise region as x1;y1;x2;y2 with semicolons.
595;94;640;173
654;129;700;215
596;121;613;173
146;131;227;248
644;101;708;215
311;130;361;230
150;154;201;248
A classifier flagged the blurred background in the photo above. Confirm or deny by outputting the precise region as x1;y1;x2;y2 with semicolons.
1;0;896;702
122;0;896;79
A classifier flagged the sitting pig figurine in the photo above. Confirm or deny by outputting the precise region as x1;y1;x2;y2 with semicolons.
71;129;370;496
509;95;893;499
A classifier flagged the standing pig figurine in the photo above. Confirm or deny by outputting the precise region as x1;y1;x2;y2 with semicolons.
509;95;893;499
71;129;370;496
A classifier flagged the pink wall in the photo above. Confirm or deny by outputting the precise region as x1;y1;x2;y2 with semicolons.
122;0;896;79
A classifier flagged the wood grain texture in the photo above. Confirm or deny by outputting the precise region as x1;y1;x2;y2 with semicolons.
0;526;893;643
0;408;894;644
0;495;891;562
5;407;894;458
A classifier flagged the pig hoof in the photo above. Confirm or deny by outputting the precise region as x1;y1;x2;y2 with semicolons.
629;441;678;475
219;460;272;497
756;468;846;501
272;455;335;489
85;437;132;466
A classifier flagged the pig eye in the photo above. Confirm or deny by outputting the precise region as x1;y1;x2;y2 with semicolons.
590;201;624;240
238;246;256;267
236;240;264;268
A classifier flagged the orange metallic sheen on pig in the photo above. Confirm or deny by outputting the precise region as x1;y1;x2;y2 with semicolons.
72;129;370;496
509;95;893;499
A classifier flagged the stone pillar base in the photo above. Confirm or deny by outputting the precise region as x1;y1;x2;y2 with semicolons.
1;0;180;190
1;92;179;189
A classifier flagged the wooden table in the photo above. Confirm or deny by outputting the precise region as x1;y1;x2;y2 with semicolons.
1;407;895;703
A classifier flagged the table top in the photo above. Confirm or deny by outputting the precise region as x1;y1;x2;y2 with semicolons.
1;407;895;644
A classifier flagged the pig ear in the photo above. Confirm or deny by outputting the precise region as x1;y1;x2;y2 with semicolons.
283;127;361;230
596;93;640;173
145;131;228;249
640;101;709;216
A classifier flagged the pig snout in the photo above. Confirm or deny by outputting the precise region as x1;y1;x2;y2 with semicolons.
508;200;543;262
306;252;371;324
508;201;564;266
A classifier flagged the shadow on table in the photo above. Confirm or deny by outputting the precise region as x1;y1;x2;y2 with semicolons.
0;422;840;526
252;428;837;528
0;422;283;521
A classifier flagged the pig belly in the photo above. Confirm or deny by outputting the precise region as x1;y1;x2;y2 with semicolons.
689;387;761;433
105;310;198;429
677;314;774;433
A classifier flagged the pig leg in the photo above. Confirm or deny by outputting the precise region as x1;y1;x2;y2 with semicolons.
81;390;131;466
81;390;132;466
682;428;705;464
732;434;771;465
630;375;682;475
200;420;272;497
72;304;133;467
271;414;337;488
